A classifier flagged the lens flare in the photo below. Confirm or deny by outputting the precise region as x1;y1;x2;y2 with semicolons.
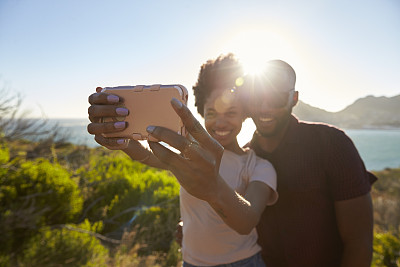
214;89;236;113
235;77;244;87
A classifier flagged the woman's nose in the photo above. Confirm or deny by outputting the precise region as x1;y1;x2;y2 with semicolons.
215;116;227;127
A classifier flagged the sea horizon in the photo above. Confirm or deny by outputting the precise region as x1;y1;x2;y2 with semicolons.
23;118;400;172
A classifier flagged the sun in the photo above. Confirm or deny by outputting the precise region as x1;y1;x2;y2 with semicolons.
219;27;294;75
215;27;296;144
241;56;267;76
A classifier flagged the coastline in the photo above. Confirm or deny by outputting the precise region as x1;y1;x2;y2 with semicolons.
25;118;400;172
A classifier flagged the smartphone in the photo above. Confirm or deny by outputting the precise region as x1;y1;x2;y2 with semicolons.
101;84;188;141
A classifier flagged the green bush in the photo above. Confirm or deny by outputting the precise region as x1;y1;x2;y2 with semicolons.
76;150;181;259
165;240;183;267
77;151;145;223
20;219;109;267
0;143;9;179
131;170;180;254
372;168;400;197
0;254;10;267
3;158;82;221
78;151;180;239
372;168;400;232
372;231;400;267
0;158;83;255
0;143;9;165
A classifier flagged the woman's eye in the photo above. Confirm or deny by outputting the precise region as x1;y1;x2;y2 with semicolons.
206;112;216;118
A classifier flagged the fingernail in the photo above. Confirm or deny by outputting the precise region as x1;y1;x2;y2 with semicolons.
146;126;155;133
171;98;182;109
114;121;125;129
117;139;126;145
116;108;128;116
107;95;119;103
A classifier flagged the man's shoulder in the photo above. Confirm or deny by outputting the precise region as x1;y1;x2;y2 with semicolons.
295;119;357;152
296;119;345;136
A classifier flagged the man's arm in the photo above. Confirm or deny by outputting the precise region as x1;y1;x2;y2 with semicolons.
335;193;373;267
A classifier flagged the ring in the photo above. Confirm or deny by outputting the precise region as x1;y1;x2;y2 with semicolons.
182;141;197;160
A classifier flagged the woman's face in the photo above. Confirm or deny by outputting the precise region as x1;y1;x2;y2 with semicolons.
203;89;245;149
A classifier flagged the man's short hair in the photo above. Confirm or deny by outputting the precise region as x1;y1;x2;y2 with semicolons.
247;60;296;93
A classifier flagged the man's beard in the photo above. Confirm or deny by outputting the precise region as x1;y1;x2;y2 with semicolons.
255;108;292;138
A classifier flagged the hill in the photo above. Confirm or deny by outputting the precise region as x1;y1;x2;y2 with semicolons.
293;94;400;128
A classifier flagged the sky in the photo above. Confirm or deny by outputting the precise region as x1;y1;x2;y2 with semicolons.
0;0;399;126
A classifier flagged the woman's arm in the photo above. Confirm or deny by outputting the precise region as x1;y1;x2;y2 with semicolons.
146;98;274;235
207;180;272;235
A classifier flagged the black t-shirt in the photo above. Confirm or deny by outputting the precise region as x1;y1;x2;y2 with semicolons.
250;115;377;267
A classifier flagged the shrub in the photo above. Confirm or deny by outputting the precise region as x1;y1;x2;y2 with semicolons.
78;152;180;234
20;219;109;267
0;143;9;165
130;170;180;254
77;151;180;257
165;240;182;267
77;151;147;226
372;231;400;267
3;158;83;223
0;158;83;255
372;168;400;231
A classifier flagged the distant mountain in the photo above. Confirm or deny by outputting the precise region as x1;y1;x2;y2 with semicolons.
293;94;400;129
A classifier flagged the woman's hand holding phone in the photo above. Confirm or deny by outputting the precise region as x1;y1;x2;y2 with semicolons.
88;86;226;202
87;87;131;149
147;98;225;202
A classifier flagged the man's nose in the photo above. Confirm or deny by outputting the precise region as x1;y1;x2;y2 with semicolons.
259;99;273;112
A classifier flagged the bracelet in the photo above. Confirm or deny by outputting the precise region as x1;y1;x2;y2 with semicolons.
137;150;151;163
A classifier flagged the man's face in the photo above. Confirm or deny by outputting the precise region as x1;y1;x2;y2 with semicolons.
248;87;297;138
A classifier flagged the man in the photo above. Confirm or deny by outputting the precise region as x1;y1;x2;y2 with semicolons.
245;60;376;267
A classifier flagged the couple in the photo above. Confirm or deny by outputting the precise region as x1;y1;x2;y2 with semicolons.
87;54;376;267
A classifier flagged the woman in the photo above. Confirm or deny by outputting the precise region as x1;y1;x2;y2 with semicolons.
88;54;278;266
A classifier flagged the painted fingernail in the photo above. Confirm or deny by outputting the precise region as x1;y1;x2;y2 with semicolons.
117;139;126;145
171;98;182;109
146;126;155;133
107;95;119;103
114;121;125;129
116;108;128;116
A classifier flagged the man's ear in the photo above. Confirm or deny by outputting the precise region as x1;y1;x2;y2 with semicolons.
292;91;299;107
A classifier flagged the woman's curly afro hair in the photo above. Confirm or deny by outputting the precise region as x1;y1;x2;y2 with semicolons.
192;53;244;117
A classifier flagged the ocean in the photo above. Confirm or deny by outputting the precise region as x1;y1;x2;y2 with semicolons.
41;118;400;172
345;129;400;171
